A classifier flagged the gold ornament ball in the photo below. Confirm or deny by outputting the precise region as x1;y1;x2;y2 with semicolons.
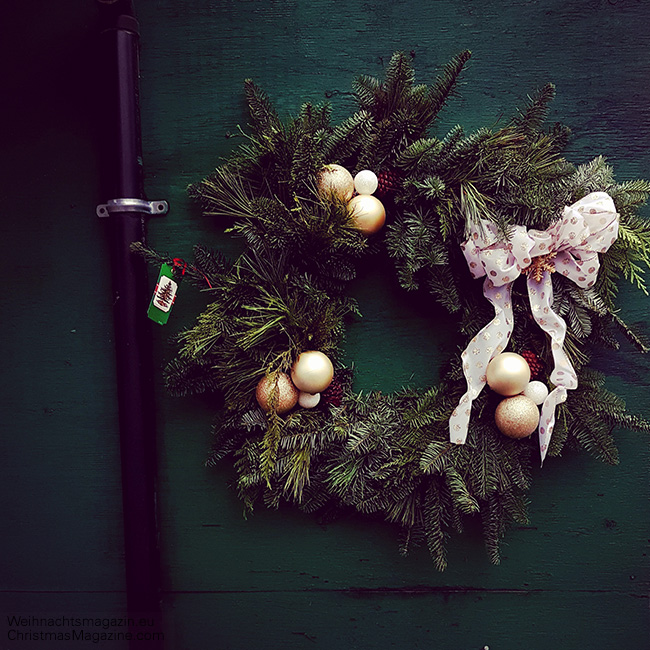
495;395;540;439
348;194;386;235
486;352;531;396
255;372;299;414
291;351;334;394
318;164;355;202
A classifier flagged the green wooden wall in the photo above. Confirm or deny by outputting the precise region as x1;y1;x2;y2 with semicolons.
1;1;649;648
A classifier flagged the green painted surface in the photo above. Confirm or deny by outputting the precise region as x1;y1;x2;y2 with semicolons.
1;1;649;649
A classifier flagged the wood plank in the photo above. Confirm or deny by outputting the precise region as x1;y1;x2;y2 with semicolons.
161;590;648;649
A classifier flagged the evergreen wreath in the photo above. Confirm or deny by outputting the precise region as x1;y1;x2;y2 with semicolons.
135;51;650;570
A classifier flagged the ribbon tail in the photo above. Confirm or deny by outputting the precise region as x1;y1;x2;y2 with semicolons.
449;388;473;445
449;279;514;445
526;272;576;464
538;387;566;465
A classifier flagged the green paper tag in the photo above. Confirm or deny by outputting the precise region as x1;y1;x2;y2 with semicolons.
147;263;178;325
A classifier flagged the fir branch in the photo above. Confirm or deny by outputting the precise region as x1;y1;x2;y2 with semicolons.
512;83;556;135
395;138;443;174
610;311;650;353
383;50;417;118
444;467;480;514
426;50;472;125
423;480;449;571
260;406;284;485
323;111;375;165
244;78;283;139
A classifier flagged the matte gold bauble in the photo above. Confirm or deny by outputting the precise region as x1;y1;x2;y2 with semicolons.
318;164;355;201
255;372;299;414
495;395;540;439
486;352;531;396
291;351;334;393
348;194;386;235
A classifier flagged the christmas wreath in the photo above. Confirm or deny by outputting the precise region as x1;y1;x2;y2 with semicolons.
136;51;650;569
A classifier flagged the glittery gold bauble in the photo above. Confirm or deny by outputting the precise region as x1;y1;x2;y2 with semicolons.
348;194;386;235
486;352;531;396
495;395;540;439
255;372;299;414
318;164;355;201
291;351;334;393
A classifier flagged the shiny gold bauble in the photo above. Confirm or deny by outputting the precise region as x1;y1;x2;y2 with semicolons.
495;395;540;439
291;351;334;394
486;352;531;396
318;164;355;201
348;194;386;235
255;372;299;414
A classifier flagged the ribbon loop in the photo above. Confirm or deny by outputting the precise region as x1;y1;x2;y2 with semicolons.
450;192;619;463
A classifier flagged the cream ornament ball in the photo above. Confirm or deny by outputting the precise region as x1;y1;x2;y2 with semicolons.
298;391;321;409
523;380;549;406
353;169;379;195
318;164;355;202
486;352;531;396
348;194;386;235
495;395;540;439
255;372;299;414
291;351;334;394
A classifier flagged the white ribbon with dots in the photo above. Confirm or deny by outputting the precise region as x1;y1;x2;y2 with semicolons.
449;192;619;464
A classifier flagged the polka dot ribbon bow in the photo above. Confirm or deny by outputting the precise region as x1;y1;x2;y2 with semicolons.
449;191;619;464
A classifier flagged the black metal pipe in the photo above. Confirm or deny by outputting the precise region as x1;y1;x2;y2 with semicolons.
96;0;162;641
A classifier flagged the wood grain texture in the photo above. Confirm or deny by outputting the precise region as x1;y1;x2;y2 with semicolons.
163;590;649;650
1;0;648;648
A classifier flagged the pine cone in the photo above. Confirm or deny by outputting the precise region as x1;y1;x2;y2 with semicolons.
521;350;544;380
321;377;344;407
376;169;400;198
